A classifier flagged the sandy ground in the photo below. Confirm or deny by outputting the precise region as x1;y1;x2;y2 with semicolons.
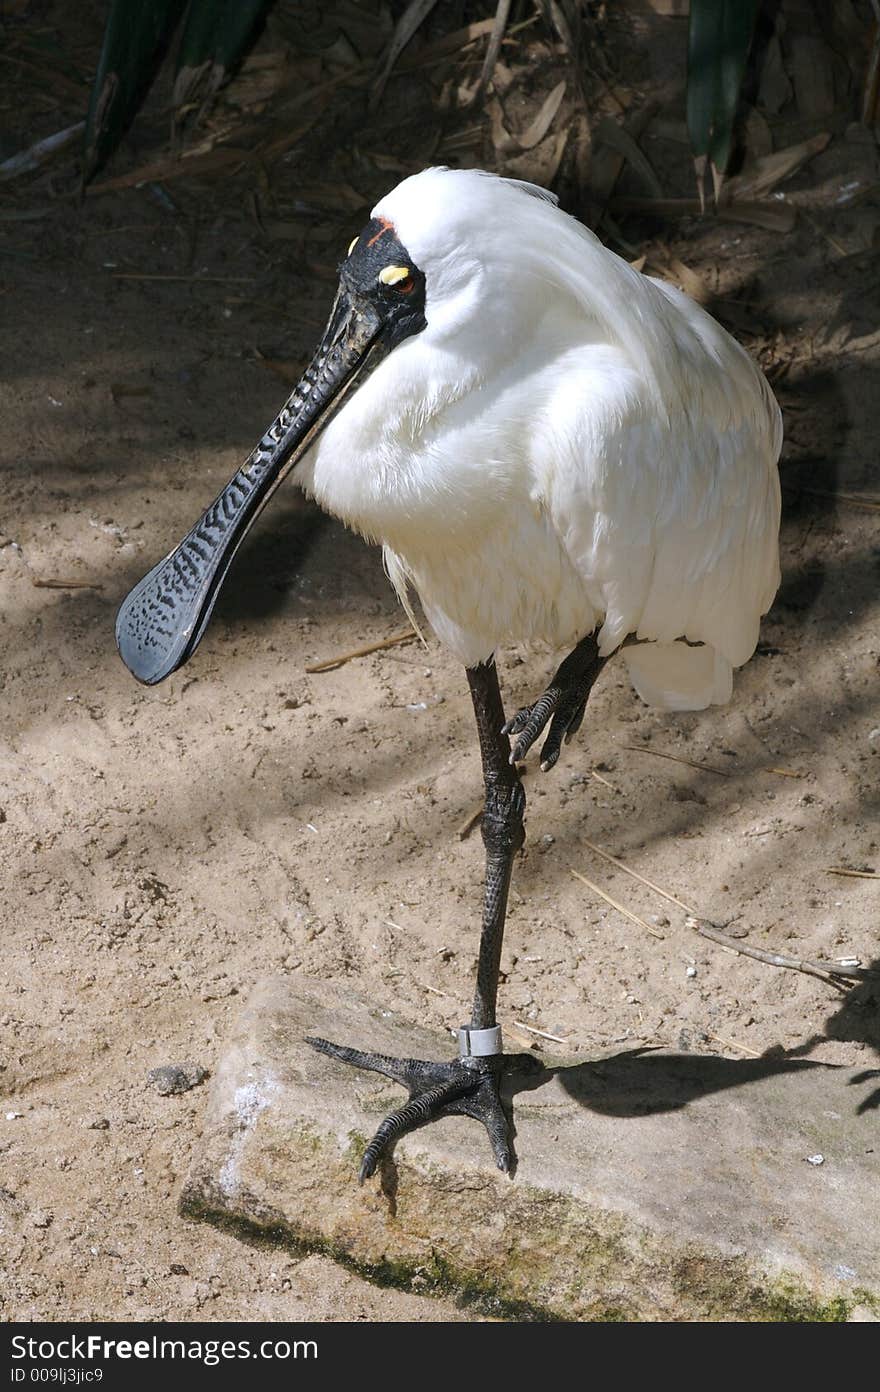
2;3;879;1322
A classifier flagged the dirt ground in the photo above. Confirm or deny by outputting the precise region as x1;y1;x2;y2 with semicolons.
1;1;878;1322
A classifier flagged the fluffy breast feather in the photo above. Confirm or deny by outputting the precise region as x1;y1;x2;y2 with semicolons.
297;186;781;705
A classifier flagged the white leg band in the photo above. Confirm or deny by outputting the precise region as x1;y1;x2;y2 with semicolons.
458;1025;503;1058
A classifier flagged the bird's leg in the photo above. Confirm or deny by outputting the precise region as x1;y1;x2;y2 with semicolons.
503;631;607;770
466;656;525;1033
307;657;537;1182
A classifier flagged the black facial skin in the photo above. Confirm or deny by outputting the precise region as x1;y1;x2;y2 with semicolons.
115;215;428;686
341;216;427;350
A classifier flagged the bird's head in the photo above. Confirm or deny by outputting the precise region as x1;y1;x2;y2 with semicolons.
321;166;560;372
114;169;562;685
367;166;561;347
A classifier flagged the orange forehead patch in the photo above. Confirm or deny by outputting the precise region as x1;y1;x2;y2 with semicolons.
367;216;394;248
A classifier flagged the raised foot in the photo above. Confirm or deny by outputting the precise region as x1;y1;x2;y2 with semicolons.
502;634;605;770
306;1037;539;1182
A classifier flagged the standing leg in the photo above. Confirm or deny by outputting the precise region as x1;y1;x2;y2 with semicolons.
466;657;525;1033
307;657;535;1180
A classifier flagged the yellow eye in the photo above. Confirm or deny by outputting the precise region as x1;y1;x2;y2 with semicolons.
378;264;411;286
347;237;358;256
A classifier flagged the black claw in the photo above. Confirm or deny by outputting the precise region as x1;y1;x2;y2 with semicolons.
565;698;587;742
308;1037;517;1178
538;711;568;770
504;635;605;770
358;1074;473;1181
502;706;533;738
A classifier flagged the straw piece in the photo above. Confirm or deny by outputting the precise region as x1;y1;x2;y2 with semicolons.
579;838;876;986
87;147;246;194
570;869;664;939
826;866;880;880
580;836;694;913
505;1022;541;1049
30;577;102;590
590;769;617;791
707;1031;762;1058
457;804;483;841
305;630;418;673
620;743;730;776
512;1020;568;1044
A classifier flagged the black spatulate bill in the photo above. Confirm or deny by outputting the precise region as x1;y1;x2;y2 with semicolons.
115;296;383;686
116;215;428;686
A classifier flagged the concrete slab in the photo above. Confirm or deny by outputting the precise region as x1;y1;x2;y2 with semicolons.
181;976;879;1321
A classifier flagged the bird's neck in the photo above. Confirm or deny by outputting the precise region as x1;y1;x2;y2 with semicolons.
299;337;498;551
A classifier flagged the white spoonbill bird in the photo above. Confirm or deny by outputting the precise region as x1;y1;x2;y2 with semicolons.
116;167;782;1181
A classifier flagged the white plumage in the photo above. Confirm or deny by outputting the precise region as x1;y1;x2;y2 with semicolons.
114;165;786;1178
298;166;781;712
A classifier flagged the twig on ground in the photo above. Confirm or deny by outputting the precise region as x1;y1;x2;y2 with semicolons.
457;804;484;840
826;866;880;880
577;838;876;988
570;869;664;939
707;1031;762;1058
590;768;617;791
686;918;856;990
87;147;247;194
581;836;691;912
0;121;84;181
513;1020;568;1044
305;630;418;673
620;744;730;776
30;577;103;590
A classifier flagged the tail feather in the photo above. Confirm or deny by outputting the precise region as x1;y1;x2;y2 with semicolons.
624;640;733;711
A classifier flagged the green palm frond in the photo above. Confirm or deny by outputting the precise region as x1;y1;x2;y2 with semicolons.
687;0;761;209
172;0;274;115
83;0;186;187
83;0;273;188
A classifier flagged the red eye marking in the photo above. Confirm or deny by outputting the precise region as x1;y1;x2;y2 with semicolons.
398;277;415;295
367;216;394;248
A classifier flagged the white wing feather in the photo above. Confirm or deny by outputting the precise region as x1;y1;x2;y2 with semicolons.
538;285;781;709
303;168;782;710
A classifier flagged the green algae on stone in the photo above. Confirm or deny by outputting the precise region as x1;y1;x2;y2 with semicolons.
180;975;880;1323
180;1155;862;1322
